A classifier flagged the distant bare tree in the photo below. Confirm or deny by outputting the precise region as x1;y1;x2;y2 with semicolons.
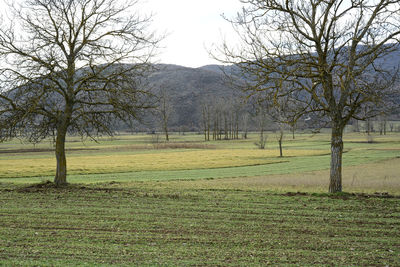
352;119;360;133
241;112;250;139
158;88;173;141
378;115;387;135
220;0;400;192
254;104;268;149
276;123;285;157
211;99;220;140
0;0;160;186
256;93;298;156
200;96;212;141
230;97;241;140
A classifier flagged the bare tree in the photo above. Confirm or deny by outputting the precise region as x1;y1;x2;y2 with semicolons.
389;122;394;132
211;98;225;140
0;0;160;186
276;123;285;157
271;104;289;158
230;97;241;140
255;93;297;156
241;112;250;139
288;119;297;140
378;114;387;135
158;88;173;141
220;0;400;193
200;96;212;141
254;104;268;149
352;119;360;133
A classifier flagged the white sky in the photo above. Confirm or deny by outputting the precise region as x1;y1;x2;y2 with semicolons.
0;0;243;68
139;0;243;68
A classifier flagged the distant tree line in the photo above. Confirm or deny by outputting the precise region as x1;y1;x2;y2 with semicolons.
135;90;400;141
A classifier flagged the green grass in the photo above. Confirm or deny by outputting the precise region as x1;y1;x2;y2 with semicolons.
1;132;399;186
0;132;399;265
0;148;330;179
0;183;399;266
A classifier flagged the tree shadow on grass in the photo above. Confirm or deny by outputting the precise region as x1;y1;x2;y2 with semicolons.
283;191;399;199
15;180;124;193
7;180;400;199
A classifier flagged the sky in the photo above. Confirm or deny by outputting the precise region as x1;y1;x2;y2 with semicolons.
0;0;243;68
139;0;244;68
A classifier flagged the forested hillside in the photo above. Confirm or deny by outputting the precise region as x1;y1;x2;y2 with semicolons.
136;48;400;133
142;64;243;132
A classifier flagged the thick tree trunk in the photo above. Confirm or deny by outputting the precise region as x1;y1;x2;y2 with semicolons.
54;101;72;186
54;128;68;186
329;123;344;193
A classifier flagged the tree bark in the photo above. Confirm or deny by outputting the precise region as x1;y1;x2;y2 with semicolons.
207;119;210;141
54;102;72;186
54;127;68;186
383;118;387;135
163;122;169;141
329;122;344;193
278;129;283;157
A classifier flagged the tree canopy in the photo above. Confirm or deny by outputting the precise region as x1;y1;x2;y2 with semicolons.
0;0;160;185
220;0;400;192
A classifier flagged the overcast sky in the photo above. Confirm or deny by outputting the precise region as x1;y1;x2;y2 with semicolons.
0;0;243;68
140;0;243;68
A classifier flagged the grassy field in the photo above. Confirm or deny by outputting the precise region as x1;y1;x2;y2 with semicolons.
0;184;399;266
0;131;399;193
0;131;399;265
0;148;329;178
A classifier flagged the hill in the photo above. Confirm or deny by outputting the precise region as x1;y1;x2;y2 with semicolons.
143;46;400;132
145;64;240;130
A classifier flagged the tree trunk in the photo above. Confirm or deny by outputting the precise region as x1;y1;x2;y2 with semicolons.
54;127;68;186
164;123;169;141
207;120;210;141
54;101;72;186
259;127;266;149
165;129;169;141
383;118;387;135
224;114;228;140
329;123;344;193
278;129;283;157
202;107;207;141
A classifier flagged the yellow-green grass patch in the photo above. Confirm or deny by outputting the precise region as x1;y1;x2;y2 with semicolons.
0;148;328;178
